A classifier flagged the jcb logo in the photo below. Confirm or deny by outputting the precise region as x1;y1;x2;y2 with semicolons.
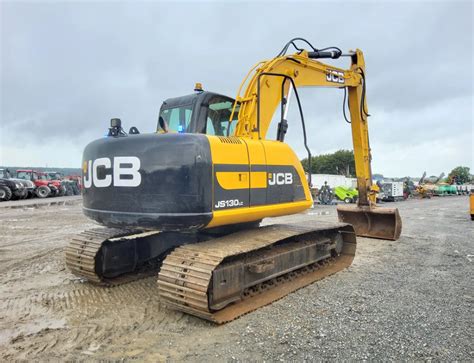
326;69;344;84
83;156;141;188
268;172;293;186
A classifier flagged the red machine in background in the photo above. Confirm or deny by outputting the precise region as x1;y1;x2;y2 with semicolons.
16;169;60;198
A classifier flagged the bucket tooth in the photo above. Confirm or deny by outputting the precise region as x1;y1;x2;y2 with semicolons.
337;205;402;241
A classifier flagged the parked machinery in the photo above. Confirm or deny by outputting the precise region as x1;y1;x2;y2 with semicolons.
318;181;335;205
16;170;56;198
381;181;404;202
64;175;82;195
0;168;32;200
334;186;358;203
403;177;415;199
66;38;401;322
423;173;445;196
0;170;27;201
42;172;67;196
457;185;470;195
44;171;68;196
413;171;432;198
438;184;458;195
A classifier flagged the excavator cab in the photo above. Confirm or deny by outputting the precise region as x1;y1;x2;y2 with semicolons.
156;90;239;136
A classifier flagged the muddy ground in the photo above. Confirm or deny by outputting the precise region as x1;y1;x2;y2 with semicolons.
0;196;472;361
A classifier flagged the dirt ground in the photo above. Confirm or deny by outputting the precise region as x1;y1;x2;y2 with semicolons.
0;196;472;361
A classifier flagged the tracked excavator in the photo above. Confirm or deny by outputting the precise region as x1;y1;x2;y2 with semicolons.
66;38;402;323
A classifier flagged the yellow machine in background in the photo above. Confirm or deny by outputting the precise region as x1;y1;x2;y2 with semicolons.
470;189;474;220
67;38;402;322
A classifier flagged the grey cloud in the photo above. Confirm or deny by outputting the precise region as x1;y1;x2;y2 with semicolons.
1;1;472;176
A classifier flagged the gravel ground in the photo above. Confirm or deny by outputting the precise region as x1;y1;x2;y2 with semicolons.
0;196;472;361
0;195;81;209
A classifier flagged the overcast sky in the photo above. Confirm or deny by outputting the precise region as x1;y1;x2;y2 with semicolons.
1;0;472;177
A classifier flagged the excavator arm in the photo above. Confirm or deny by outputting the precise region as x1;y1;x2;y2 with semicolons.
233;48;373;205
232;43;401;240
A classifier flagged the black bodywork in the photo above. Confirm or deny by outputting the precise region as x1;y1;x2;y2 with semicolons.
83;133;213;230
83;91;235;230
83;90;309;230
0;178;18;191
0;177;26;199
1;169;35;197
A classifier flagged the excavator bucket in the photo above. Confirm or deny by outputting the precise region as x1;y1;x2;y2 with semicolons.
337;205;402;241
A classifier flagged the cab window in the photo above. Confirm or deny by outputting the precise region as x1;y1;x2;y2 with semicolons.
159;105;193;133
205;98;239;136
17;171;32;180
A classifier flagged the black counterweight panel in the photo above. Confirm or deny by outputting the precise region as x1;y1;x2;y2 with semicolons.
82;133;213;230
266;165;306;204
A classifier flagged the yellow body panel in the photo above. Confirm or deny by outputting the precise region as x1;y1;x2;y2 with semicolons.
250;172;267;189
207;200;312;228
207;136;249;164
216;170;267;190
216;172;249;190
205;135;312;229
244;139;266;165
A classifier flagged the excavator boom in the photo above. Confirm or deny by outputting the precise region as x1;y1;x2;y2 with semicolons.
230;42;401;240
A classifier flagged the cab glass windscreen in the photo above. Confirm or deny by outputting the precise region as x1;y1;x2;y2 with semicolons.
159;105;193;133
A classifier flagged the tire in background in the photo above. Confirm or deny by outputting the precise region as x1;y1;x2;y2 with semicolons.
0;186;13;201
36;185;51;198
59;185;67;197
66;185;74;196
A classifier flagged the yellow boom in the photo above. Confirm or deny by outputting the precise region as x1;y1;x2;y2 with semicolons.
231;44;401;240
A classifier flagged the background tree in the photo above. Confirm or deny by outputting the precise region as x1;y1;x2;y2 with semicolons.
447;166;470;184
301;150;356;176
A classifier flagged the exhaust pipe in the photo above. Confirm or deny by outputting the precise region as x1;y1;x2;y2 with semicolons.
337;205;402;241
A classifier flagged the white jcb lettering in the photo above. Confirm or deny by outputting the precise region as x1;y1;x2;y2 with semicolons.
277;173;285;185
326;70;344;84
83;156;142;188
93;158;112;187
268;172;293;186
113;156;141;187
83;160;92;188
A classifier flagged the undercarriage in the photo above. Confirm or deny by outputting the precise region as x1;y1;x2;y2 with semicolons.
66;221;356;322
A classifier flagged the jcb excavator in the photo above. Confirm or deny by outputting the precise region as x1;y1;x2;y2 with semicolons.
66;38;401;323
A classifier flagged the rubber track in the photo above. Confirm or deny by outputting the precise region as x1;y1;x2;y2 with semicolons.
65;227;158;286
158;222;356;323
